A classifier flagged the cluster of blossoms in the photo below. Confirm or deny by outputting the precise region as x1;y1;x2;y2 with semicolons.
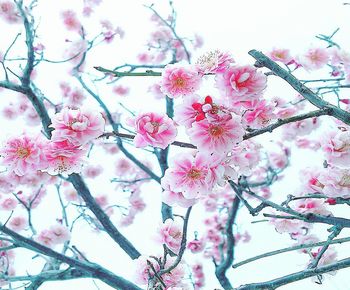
35;223;71;247
2;93;41;126
150;50;273;204
0;107;105;176
0;1;21;24
269;46;350;81
267;123;350;269
134;255;189;289
137;12;203;65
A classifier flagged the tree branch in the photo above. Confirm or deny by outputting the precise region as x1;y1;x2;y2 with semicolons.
68;173;141;259
0;225;142;290
232;236;350;269
235;256;350;290
248;50;350;126
215;198;241;290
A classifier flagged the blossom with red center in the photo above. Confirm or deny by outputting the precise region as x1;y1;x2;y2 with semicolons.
188;114;244;154
174;94;227;128
160;64;202;98
174;94;201;128
132;112;177;149
50;107;105;146
0;134;47;176
215;65;267;102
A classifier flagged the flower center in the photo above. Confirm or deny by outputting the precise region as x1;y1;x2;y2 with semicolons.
208;125;224;137
340;174;350;187
175;78;186;88
187;168;202;180
16;146;30;158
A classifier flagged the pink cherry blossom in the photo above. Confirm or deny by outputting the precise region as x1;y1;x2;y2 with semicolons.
2;103;19;120
215;65;267;102
44;140;86;175
83;164;103;178
318;167;350;198
148;83;164;99
161;175;198;208
268;48;293;64
50;224;71;244
321;130;350;167
8;216;27;232
0;134;47;176
156;219;183;252
195;50;234;74
132;112;177;149
115;157;136;176
174;94;201;128
298;47;329;71
310;247;337;267
188;114;244;153
160;64;202;98
50;107;105;146
134;255;186;288
0;197;17;210
187;238;206;253
36;230;56;248
24;107;41;126
227;140;261;176
282;117;320;140
269;152;288;169
0;1;21;24
329;47;350;66
269;210;309;234
61;10;81;32
291;198;331;216
164;152;224;199
243;100;276;128
62;87;86;108
113;85;129;96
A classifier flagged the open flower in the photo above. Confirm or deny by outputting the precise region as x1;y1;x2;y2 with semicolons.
163;152;224;199
132;112;177;149
215;65;266;103
0;134;47;176
44;140;86;175
188;114;244;153
51;107;105;146
160;64;201;98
